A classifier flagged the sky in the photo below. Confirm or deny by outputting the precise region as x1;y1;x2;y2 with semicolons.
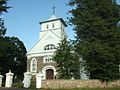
3;0;120;51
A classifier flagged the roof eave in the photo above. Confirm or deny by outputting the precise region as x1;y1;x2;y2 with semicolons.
39;18;67;27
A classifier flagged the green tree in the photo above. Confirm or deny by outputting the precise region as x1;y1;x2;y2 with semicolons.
0;18;6;37
0;37;27;81
0;0;10;75
0;0;10;38
0;0;10;36
8;37;27;80
69;0;120;81
53;38;80;79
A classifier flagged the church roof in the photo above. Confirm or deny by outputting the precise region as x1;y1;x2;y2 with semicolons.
39;15;67;27
48;15;58;20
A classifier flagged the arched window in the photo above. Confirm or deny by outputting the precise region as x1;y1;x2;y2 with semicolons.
30;58;37;73
44;44;55;50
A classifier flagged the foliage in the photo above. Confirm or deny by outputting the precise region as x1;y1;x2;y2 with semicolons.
0;36;27;80
69;0;120;82
53;38;80;79
0;18;6;37
0;0;10;37
0;0;10;14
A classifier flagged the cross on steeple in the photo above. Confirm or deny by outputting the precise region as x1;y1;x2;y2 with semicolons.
52;6;56;15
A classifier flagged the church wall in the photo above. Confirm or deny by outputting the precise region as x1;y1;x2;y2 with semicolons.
27;57;31;72
27;56;56;73
36;56;56;72
41;20;61;31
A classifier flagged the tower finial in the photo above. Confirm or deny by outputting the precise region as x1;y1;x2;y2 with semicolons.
52;6;56;15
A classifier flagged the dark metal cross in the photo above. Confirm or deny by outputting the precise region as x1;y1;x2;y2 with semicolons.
52;6;56;15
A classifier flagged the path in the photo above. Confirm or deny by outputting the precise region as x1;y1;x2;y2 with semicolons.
0;87;28;90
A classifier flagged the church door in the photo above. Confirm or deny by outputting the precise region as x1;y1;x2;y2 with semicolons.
46;69;54;79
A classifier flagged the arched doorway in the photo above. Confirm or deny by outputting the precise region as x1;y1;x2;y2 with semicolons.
42;65;56;80
46;69;54;79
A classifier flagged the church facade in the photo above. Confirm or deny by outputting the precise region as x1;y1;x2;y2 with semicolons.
27;15;67;80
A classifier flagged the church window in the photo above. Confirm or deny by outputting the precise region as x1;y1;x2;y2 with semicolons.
52;23;55;28
43;56;54;63
61;25;62;29
44;44;55;50
46;24;49;29
30;58;37;73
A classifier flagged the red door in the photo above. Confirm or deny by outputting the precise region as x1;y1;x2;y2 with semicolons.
46;69;54;79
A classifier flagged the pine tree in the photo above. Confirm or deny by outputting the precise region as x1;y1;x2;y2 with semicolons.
0;0;10;37
53;38;80;79
0;18;6;37
69;0;120;82
0;0;10;14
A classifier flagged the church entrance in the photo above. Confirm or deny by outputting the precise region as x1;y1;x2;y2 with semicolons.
46;69;54;79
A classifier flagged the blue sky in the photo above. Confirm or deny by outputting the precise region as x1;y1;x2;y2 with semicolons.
3;0;120;51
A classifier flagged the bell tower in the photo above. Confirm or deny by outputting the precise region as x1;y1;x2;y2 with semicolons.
39;14;67;41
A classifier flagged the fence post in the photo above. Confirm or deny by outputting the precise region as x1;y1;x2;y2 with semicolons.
5;70;14;87
23;71;31;88
0;74;3;87
36;72;43;88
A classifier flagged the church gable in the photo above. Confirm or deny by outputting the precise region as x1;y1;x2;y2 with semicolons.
27;29;60;55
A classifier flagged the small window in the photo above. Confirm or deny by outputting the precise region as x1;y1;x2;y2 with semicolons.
52;23;55;28
43;56;54;63
44;44;55;50
46;24;49;29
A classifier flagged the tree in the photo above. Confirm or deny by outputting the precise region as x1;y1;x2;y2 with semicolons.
0;0;10;37
0;36;27;81
53;38;80;79
69;0;120;82
0;19;6;37
8;37;27;80
0;0;9;75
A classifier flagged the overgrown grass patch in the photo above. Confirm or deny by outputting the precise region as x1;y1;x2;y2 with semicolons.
12;83;23;88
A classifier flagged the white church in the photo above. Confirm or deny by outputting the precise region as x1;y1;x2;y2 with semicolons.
27;14;67;80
